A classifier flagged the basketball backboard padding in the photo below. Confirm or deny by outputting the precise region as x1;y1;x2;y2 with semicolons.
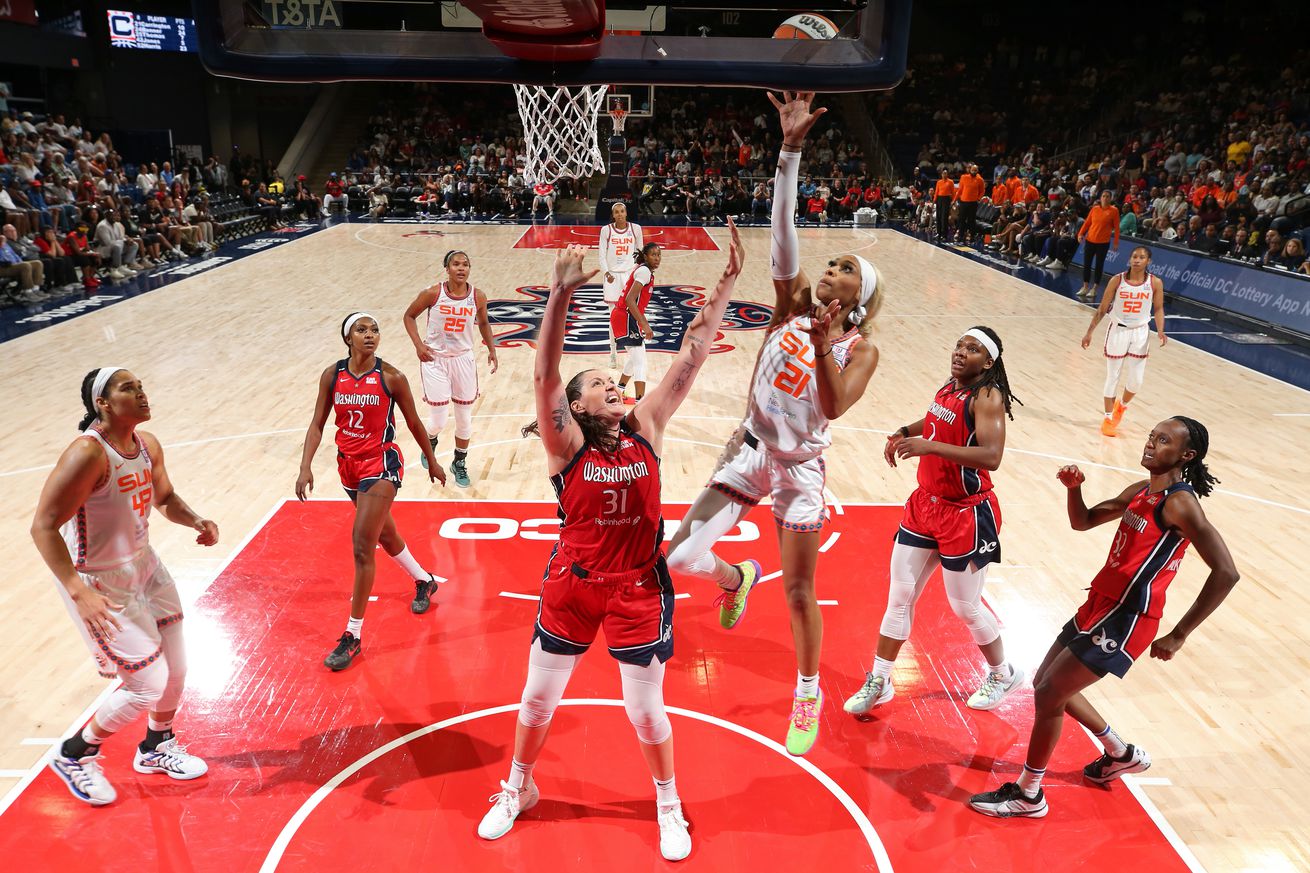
192;0;911;92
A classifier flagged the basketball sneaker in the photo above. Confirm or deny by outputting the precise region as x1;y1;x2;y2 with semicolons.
1100;416;1118;437
968;782;1048;818
967;666;1024;710
1111;400;1127;427
134;738;209;780
420;436;438;470
657;802;692;861
451;458;471;488
715;559;760;630
843;673;894;717
49;751;116;806
324;632;361;671
411;575;438;614
785;689;823;756
1083;744;1151;784
478;780;539;840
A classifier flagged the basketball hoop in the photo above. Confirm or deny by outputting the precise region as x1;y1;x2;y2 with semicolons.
513;84;609;185
608;104;628;136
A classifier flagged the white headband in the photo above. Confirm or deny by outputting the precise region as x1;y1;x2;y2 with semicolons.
849;256;881;325
92;366;126;401
342;312;376;339
962;329;999;361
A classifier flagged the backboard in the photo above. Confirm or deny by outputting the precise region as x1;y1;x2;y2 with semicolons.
192;0;911;93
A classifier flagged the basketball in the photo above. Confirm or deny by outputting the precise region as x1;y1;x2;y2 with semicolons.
772;13;839;40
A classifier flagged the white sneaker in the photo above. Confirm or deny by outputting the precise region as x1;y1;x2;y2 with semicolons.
967;666;1024;710
478;780;539;840
133;738;209;780
657;802;692;861
843;673;894;716
109;267;127;280
1049;260;1066;272
49;752;117;806
1036;257;1051;266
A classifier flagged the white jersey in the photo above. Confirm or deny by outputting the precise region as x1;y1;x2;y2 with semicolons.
60;428;153;572
747;315;864;460
599;222;643;274
1109;271;1154;329
424;282;479;357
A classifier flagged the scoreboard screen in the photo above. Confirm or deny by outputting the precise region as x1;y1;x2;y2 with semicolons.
107;10;198;53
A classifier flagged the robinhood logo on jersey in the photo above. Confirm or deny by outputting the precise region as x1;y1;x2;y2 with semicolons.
14;294;124;324
488;284;773;354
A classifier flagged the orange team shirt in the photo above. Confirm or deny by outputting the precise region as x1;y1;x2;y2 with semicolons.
955;173;986;202
991;183;1010;205
1079;204;1121;245
934;178;956;199
1006;176;1023;199
1016;183;1040;204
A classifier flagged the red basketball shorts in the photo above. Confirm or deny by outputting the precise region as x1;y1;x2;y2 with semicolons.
895;487;1002;571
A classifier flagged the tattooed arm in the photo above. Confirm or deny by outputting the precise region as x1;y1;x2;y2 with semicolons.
631;219;745;452
535;245;597;470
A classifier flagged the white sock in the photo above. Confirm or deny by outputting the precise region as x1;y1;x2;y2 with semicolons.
147;715;173;733
507;758;534;790
872;656;895;682
654;775;678;808
1017;764;1045;797
346;616;363;637
389;546;428;581
796;671;820;699
1104;411;1114;420
1096;724;1129;757
987;659;1013;678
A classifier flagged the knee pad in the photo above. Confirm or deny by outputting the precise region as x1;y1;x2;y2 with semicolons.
878;602;914;641
665;536;714;577
620;662;672;745
96;659;168;733
947;594;1000;645
427;402;448;435
453;402;473;441
1103;357;1125;397
519;642;578;728
1122;356;1147;394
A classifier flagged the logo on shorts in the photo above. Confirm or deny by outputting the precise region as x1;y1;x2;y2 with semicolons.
977;540;998;554
661;623;673;643
1091;631;1120;654
487;284;773;355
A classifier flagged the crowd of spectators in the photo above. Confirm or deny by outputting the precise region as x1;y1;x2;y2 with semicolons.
896;47;1310;278
0;107;291;304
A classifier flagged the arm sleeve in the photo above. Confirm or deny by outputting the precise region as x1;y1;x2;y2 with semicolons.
771;150;801;281
632;223;643;252
597;225;611;273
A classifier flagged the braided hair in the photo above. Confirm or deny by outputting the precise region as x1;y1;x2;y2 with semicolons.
78;369;103;431
961;325;1023;420
521;369;622;454
1170;416;1219;498
634;242;661;268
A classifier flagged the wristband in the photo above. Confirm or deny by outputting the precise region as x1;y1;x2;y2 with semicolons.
898;426;910;438
815;346;832;358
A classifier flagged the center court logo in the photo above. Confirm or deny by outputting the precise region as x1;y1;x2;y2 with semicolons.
488;283;773;354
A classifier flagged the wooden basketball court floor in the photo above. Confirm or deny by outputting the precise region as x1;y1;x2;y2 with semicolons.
0;221;1306;871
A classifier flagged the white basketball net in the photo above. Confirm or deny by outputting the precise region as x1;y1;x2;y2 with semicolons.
513;84;609;185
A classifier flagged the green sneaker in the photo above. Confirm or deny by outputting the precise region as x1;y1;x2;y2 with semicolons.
715;559;760;630
785;689;824;756
451;458;471;488
420;435;438;470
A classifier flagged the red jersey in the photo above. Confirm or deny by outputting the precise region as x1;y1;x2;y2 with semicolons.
332;359;398;459
916;381;994;502
622;265;654;313
550;422;663;573
1090;482;1193;618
